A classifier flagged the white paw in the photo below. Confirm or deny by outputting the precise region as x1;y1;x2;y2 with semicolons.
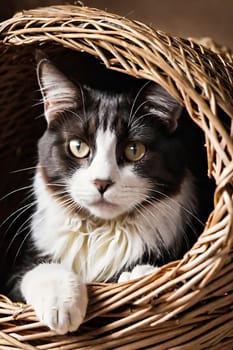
21;263;88;334
118;264;160;282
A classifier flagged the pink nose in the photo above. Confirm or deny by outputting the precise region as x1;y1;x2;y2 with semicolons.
93;179;113;194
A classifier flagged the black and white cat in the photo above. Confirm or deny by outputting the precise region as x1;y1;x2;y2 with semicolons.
7;53;213;334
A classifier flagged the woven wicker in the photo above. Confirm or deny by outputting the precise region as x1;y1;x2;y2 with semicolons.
0;5;233;350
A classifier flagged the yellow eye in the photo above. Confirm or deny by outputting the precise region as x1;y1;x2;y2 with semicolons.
69;139;90;158
124;142;146;161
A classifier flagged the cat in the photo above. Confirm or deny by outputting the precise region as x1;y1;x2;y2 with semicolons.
5;52;213;335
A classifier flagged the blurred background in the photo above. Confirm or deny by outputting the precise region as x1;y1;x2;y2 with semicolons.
1;0;233;49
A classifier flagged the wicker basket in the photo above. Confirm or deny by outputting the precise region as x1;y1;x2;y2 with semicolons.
0;5;233;350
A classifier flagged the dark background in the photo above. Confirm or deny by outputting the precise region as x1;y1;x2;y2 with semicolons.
1;0;233;49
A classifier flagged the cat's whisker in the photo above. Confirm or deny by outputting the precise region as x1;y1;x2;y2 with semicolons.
48;191;81;212
61;108;82;121
148;188;204;226
140;199;180;230
116;186;198;239
12;230;32;266
139;197;201;246
138;189;200;226
128;80;151;126
23;190;36;204
11;166;38;174
48;193;74;208
5;213;35;258
0;201;36;238
78;83;87;121
34;112;46;120
128;99;150;126
135;200;181;252
134;203;166;252
59;197;76;208
0;202;33;228
46;190;70;200
134;204;164;244
134;194;177;225
123;181;167;189
129;112;158;131
124;183;204;227
17;188;35;206
0;185;34;201
32;98;44;107
46;183;67;188
12;214;45;266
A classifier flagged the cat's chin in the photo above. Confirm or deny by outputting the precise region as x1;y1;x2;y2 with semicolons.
87;200;127;220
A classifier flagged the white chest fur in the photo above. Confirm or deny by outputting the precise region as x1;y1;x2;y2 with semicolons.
32;170;196;282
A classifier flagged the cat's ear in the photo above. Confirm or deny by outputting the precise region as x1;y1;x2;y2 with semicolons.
144;83;183;132
36;54;79;124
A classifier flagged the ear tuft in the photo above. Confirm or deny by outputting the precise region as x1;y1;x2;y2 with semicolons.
143;83;183;132
35;49;48;63
36;52;79;124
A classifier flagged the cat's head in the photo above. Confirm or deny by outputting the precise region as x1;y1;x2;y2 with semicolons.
36;56;187;220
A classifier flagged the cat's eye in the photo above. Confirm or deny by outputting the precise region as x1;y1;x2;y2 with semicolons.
124;142;146;161
69;139;90;158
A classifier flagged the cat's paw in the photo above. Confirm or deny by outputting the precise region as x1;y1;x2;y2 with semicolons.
118;264;160;282
21;263;87;334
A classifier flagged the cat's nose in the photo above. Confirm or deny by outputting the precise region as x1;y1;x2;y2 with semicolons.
93;179;113;194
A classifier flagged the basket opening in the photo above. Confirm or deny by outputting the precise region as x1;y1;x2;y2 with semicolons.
0;44;215;294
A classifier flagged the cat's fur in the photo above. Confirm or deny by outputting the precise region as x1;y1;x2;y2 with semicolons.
6;53;213;334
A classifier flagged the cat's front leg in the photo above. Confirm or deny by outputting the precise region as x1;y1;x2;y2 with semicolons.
21;263;87;334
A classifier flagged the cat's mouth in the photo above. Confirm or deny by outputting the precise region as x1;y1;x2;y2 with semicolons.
92;198;118;209
88;198;122;219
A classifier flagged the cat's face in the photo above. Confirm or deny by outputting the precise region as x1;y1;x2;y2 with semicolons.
37;57;186;220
